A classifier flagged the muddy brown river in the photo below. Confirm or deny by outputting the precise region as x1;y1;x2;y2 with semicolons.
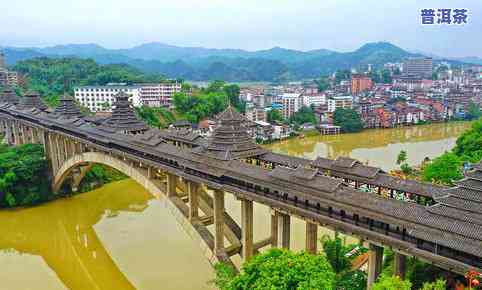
0;122;471;290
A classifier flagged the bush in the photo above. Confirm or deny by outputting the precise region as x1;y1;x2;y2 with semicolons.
214;248;336;290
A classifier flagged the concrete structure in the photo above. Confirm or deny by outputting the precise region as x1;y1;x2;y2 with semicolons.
0;51;18;87
74;84;141;112
403;57;433;79
281;93;301;119
301;93;326;107
327;95;353;112
74;81;181;112
351;74;373;95
1;93;481;289
137;81;181;108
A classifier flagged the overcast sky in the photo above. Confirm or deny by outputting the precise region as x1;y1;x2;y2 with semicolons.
1;0;481;57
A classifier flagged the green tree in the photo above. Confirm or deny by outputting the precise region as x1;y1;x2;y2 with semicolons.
214;249;336;290
289;106;318;125
335;70;351;84
396;150;407;165
13;57;164;107
420;279;446;290
267;109;284;123
422;152;463;185
315;76;331;91
453;118;482;162
333;108;363;133
381;69;392;84
372;275;412;290
466;101;482;121
0;144;50;208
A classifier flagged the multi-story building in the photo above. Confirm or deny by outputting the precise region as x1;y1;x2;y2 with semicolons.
403;57;433;79
327;96;353;112
74;84;141;112
281;93;301;119
351;74;373;95
137;81;181;108
301;93;326;107
74;81;181;112
245;105;267;122
0;51;18;87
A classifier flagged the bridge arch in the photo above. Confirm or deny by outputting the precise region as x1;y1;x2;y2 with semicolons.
53;151;224;266
53;152;162;196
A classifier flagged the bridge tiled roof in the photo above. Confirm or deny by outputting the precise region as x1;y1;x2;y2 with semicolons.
1;103;482;272
100;92;149;134
53;94;83;119
16;91;48;111
0;85;19;105
194;106;267;160
428;163;482;239
262;153;443;197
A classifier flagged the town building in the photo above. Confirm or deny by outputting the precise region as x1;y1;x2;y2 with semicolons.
327;96;353;112
301;93;326;107
351;74;373;95
281;93;302;119
74;81;181;112
403;57;433;79
137;81;182;108
245;105;267;122
0;51;19;87
74;84;141;112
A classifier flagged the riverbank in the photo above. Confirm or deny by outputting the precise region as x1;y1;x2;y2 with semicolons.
265;121;472;171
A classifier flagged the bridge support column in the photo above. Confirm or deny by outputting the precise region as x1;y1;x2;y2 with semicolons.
187;181;199;221
305;221;318;254
241;198;253;262
213;189;225;254
393;252;406;279
367;243;384;289
166;173;177;197
270;210;278;247
277;212;290;249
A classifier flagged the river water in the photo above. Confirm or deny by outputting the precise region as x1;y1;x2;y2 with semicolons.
0;122;471;290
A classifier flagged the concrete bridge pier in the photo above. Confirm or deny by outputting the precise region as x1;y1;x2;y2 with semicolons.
367;243;384;289
241;199;254;262
305;221;318;254
393;252;407;279
213;189;225;255
187;181;199;221
277;211;291;249
166;173;177;197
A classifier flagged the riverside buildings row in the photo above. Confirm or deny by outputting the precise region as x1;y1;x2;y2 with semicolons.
74;81;182;112
0;52;18;87
241;58;481;133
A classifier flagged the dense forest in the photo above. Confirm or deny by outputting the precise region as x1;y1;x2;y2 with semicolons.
13;57;167;106
0;144;51;208
6;42;460;82
423;118;482;184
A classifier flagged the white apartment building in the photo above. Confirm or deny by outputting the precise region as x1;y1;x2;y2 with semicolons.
74;81;182;112
138;81;181;108
74;84;141;112
281;93;301;119
301;93;326;107
327;95;353;112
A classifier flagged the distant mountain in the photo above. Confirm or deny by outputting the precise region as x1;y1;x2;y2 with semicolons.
2;41;478;82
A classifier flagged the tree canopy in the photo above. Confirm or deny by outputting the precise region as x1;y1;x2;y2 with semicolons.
0;144;50;208
214;249;336;290
423;118;482;185
13;57;165;107
173;81;243;123
289;106;318;125
267;109;284;123
333;108;364;133
372;275;412;290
